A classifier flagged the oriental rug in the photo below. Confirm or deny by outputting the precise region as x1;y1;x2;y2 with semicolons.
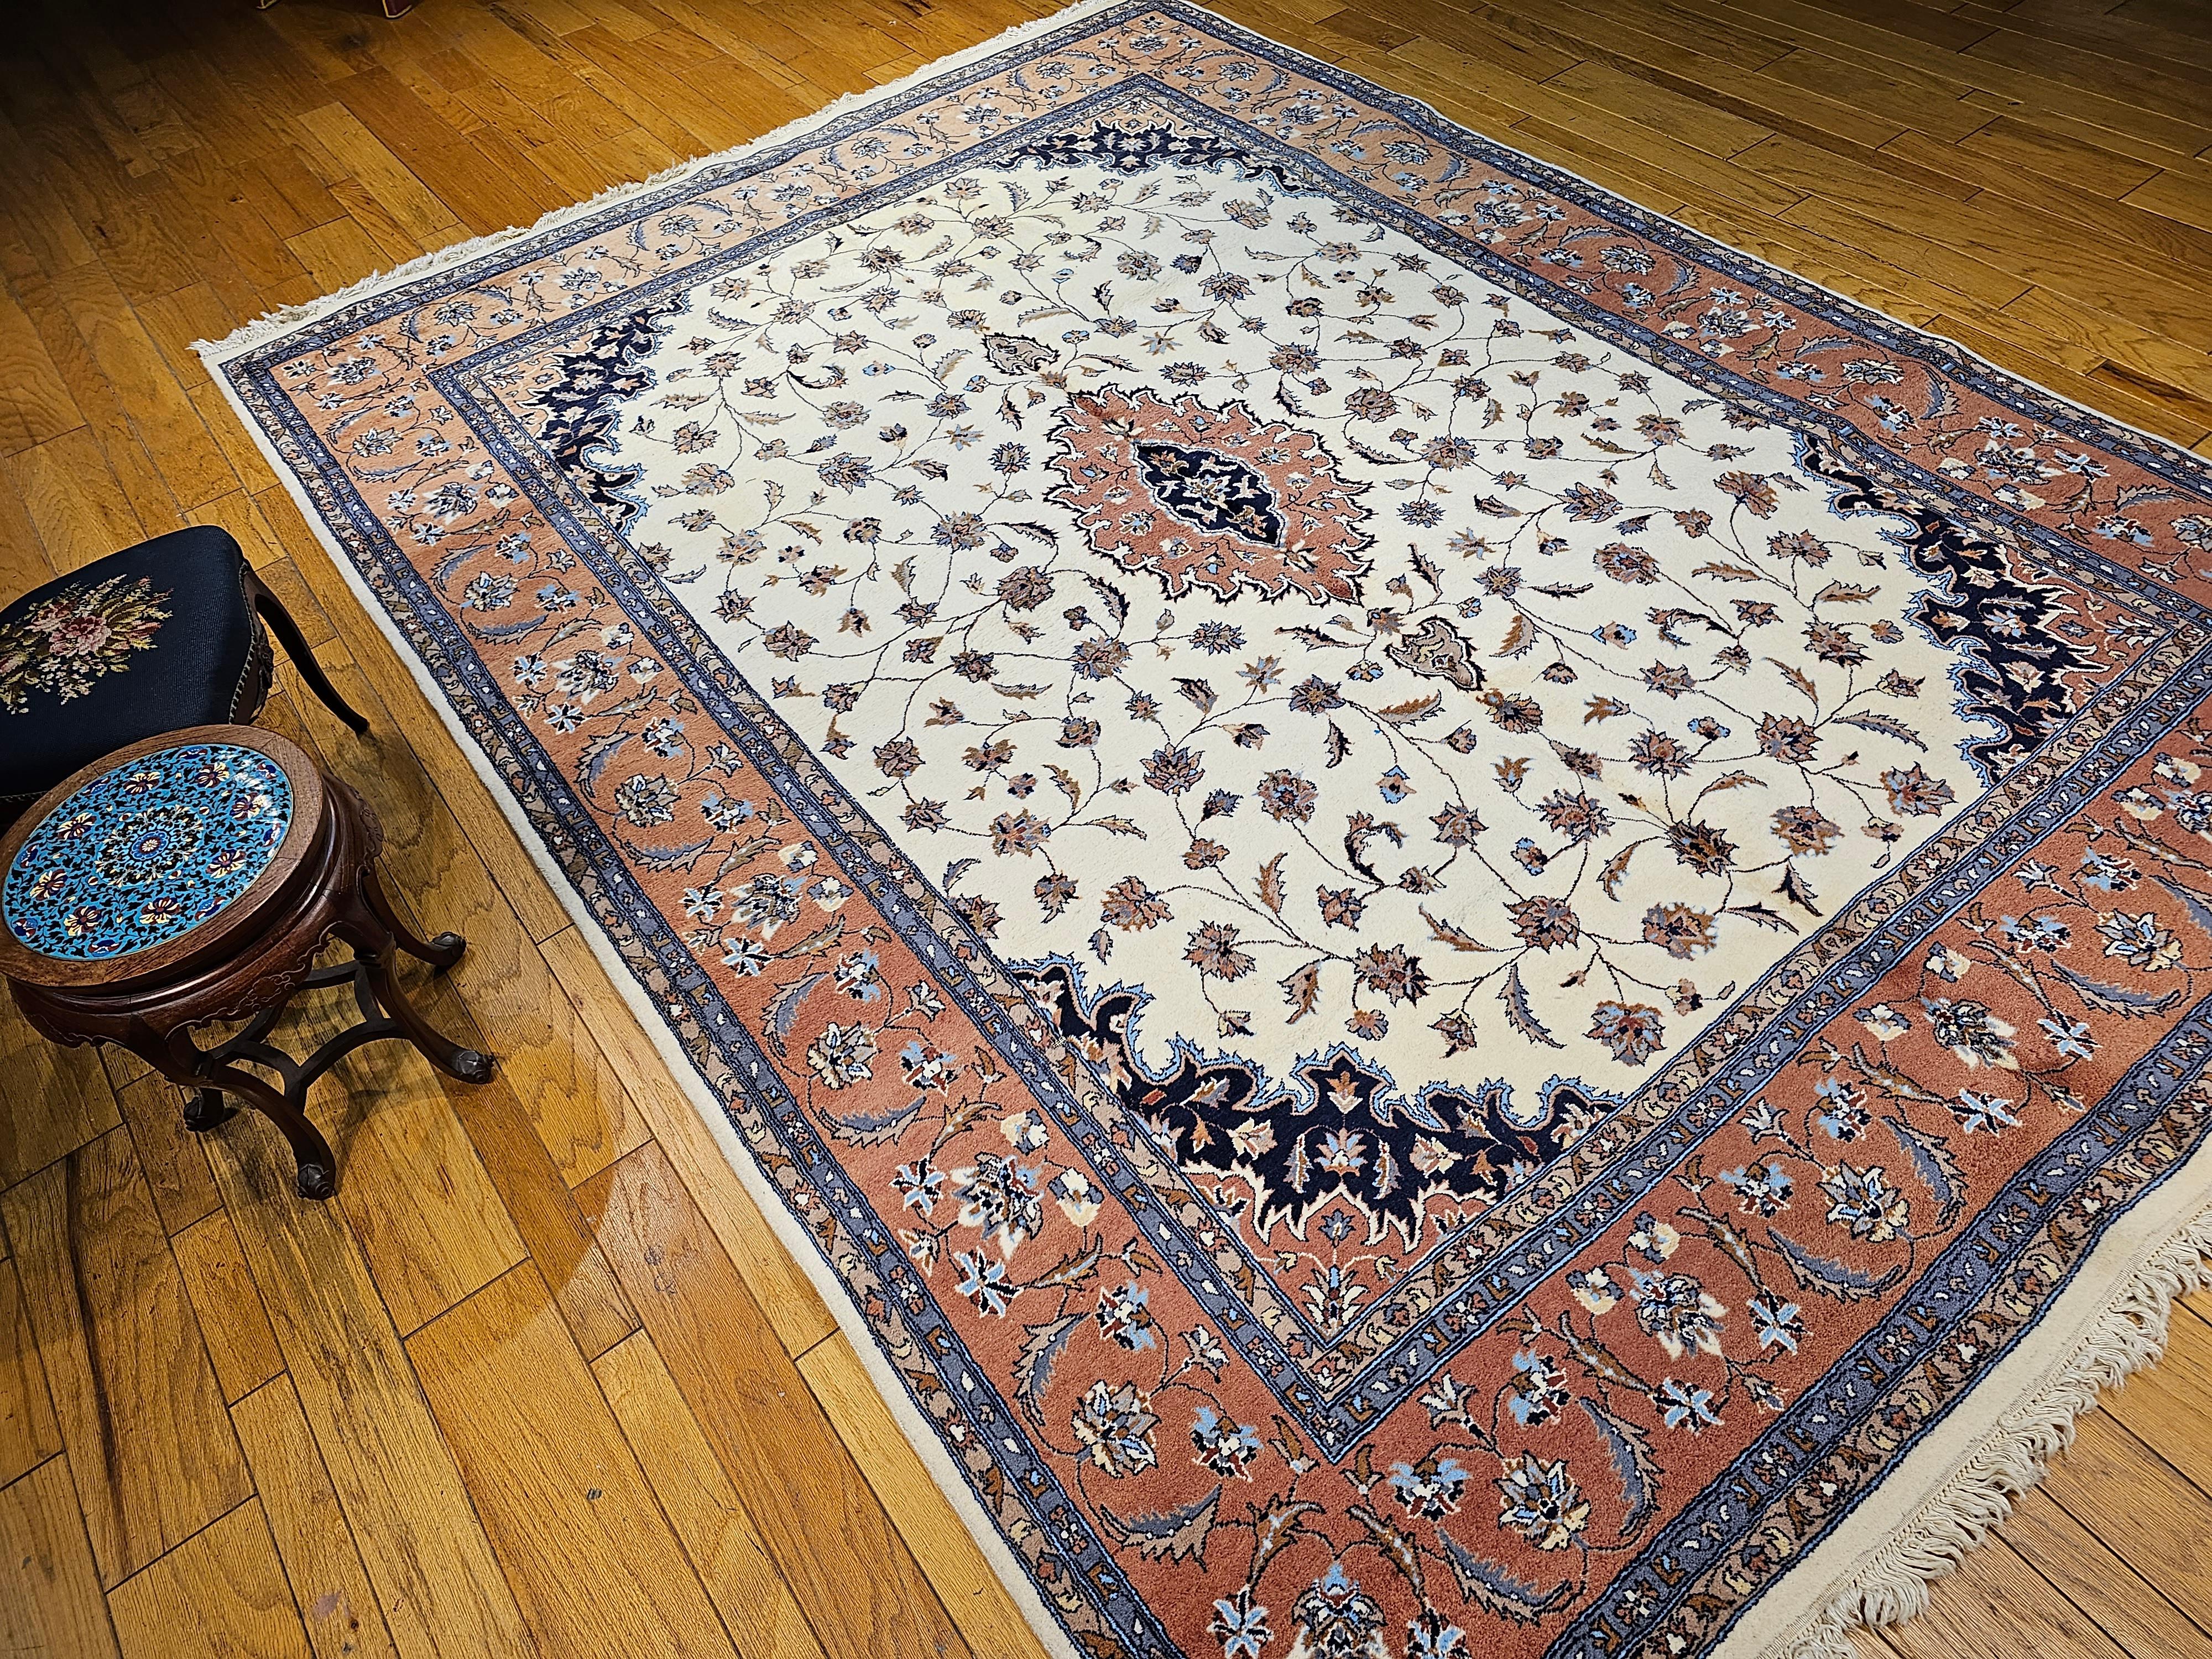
200;7;2212;1656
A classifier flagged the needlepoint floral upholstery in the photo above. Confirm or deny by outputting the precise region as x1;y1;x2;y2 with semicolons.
0;527;259;809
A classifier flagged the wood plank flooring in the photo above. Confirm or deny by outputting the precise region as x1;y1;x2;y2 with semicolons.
2;1;2211;1655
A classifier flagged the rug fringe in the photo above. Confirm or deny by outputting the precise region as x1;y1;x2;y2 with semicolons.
1771;1203;2212;1658
192;0;1131;367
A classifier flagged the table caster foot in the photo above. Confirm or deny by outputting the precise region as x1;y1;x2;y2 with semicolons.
182;1090;236;1132
295;1160;336;1201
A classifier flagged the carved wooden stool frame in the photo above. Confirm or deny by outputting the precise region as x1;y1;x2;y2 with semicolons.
1;726;492;1198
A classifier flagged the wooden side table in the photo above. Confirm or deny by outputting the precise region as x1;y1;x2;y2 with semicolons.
0;726;492;1198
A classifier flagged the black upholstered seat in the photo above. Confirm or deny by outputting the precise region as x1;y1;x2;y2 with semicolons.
0;525;364;815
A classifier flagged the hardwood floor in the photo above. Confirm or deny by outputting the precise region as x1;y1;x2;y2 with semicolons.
1;0;2211;1655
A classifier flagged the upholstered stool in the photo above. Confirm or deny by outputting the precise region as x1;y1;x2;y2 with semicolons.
0;726;493;1199
0;525;366;823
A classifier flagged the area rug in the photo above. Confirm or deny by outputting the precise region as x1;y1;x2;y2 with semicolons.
200;5;2212;1655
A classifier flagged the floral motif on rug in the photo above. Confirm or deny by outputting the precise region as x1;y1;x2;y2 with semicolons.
206;6;2212;1656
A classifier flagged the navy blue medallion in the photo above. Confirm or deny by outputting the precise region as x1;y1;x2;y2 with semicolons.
1016;960;1613;1249
1133;440;1287;545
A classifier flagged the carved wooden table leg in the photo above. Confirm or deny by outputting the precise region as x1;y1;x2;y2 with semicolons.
336;880;493;1087
358;864;465;970
149;1023;345;1201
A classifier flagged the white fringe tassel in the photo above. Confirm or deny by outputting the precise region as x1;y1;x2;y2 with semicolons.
1775;1202;2212;1658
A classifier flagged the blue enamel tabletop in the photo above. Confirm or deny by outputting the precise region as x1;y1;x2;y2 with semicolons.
3;741;294;962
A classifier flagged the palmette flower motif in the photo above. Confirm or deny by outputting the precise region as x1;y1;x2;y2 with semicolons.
1643;902;1715;958
1051;1169;1103;1227
1496;1452;1590;1550
1720;1160;1795;1217
1190;1407;1261;1479
1883;763;1957;817
1286;1566;1387;1655
1858;1002;1912;1041
1819;1163;1911;1242
1389;1453;1470;1519
952;1249;1009;1316
1924;998;2019;1070
2096;910;2184;971
1568;1265;1620;1315
1071;1380;1159;1477
612;773;680;827
1505;1348;1570;1426
1184;921;1256;980
1094;1281;1157;1350
805;1022;877;1088
1750;1296;1806;1354
1631;1271;1727;1359
952;1152;1043;1250
1208;1593;1271;1659
1772;802;1843;853
1589;1001;1666;1066
1660;1377;1723;1432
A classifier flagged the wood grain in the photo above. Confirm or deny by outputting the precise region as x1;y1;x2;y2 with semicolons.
580;1140;977;1659
0;1126;249;1587
0;1454;122;1659
536;923;834;1354
2036;1410;2212;1614
0;1008;119;1191
201;1122;533;1659
2095;1291;2212;1500
1992;1486;2212;1657
406;1261;735;1657
169;1209;286;1405
799;1330;1043;1659
106;1499;311;1659
111;1072;221;1238
592;1326;831;1659
1881;1523;2136;1659
229;1376;401;1659
0;1246;62;1489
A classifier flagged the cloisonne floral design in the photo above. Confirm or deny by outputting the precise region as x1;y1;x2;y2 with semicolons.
2;742;290;961
0;573;170;712
212;8;2212;1659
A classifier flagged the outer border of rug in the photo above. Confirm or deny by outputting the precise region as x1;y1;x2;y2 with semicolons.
1717;1174;2212;1659
193;6;2212;1657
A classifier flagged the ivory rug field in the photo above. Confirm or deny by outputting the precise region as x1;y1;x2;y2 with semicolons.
202;6;2212;1655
